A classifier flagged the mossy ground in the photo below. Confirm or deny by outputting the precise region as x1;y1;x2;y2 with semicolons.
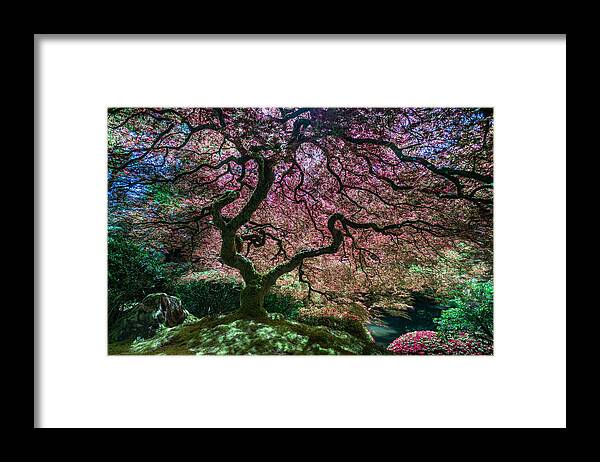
108;312;389;355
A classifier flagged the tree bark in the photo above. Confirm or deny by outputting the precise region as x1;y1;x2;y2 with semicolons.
239;277;270;319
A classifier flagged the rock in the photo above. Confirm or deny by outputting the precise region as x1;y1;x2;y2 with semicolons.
370;301;414;319
267;312;285;321
138;293;188;327
109;293;190;342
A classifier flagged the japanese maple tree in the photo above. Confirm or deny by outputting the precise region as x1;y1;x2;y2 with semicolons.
108;108;493;319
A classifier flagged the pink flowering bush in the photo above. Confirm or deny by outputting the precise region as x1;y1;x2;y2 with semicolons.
387;330;492;355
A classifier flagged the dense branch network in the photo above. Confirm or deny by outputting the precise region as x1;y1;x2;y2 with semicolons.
108;107;493;314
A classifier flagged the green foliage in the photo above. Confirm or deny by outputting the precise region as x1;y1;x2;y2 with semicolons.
264;292;302;319
148;182;180;207
398;242;491;297
434;279;493;341
108;231;169;313
408;264;425;274
172;276;302;319
172;277;241;318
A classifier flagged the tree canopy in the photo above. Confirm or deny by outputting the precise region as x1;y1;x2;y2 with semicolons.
108;107;493;318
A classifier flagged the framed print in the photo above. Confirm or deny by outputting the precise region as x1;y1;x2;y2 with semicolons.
35;34;566;428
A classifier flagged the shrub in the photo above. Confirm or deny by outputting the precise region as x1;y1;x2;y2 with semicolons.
434;279;493;341
264;292;302;319
108;231;170;321
173;274;303;319
172;277;241;318
393;243;491;295
387;330;492;355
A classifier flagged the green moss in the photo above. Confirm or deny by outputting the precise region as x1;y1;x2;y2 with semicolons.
295;315;374;344
107;311;390;356
107;339;133;355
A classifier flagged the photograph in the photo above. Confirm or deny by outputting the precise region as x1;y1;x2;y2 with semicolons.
107;107;494;356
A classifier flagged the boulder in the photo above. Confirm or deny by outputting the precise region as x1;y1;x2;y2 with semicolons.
138;293;188;327
110;293;190;342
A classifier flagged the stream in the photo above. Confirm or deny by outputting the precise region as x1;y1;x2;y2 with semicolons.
366;296;447;347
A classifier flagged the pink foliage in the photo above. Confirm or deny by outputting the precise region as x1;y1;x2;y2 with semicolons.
387;330;492;355
108;108;493;292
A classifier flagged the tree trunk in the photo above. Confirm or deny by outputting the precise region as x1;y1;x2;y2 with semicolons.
239;280;270;319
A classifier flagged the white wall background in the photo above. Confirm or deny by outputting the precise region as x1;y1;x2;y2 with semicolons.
36;35;566;428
